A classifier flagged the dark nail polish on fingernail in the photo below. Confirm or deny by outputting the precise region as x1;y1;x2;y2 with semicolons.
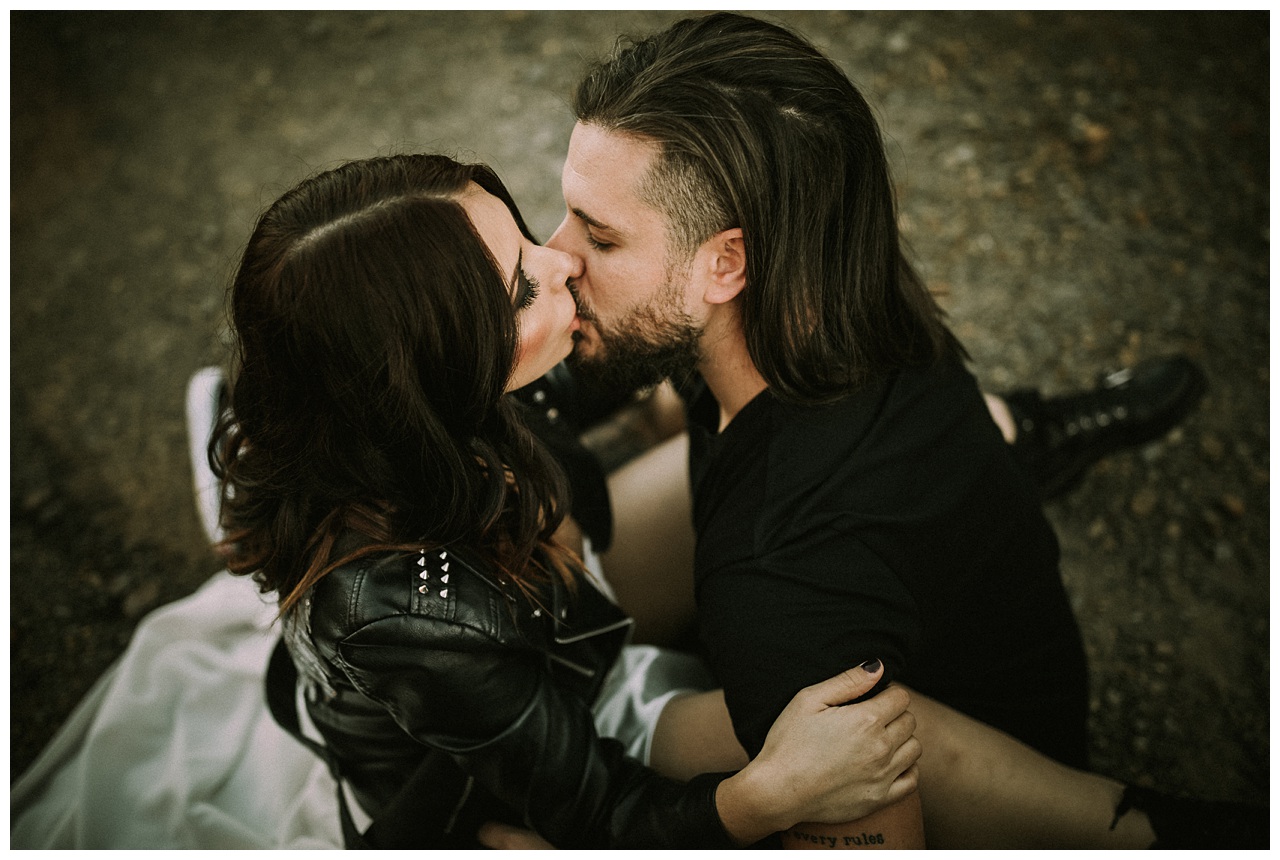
860;658;882;673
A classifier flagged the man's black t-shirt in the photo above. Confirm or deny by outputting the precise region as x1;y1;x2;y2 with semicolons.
686;357;1089;767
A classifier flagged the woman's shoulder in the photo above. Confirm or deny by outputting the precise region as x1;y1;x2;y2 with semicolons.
303;545;556;746
309;543;517;651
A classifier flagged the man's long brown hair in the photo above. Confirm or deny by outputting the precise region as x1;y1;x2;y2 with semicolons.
575;13;964;404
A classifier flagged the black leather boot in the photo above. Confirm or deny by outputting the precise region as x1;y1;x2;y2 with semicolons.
1004;354;1208;499
1111;783;1269;849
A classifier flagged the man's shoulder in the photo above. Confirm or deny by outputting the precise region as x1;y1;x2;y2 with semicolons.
767;358;985;452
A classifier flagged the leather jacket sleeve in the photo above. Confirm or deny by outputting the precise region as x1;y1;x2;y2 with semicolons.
318;565;738;849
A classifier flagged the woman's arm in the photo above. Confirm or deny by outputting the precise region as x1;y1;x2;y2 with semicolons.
479;662;922;848
328;544;918;848
341;613;737;848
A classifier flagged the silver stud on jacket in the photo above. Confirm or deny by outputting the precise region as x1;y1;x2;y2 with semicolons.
416;548;451;597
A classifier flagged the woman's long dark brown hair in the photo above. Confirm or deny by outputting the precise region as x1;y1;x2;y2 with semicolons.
212;154;573;613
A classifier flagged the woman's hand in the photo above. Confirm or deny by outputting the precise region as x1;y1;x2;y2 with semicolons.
477;661;919;850
713;661;922;846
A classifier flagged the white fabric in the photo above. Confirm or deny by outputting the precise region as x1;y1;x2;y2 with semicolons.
11;571;344;849
11;556;714;848
594;644;716;765
184;366;228;546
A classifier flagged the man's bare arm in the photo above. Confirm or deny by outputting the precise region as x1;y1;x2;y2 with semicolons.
781;791;926;849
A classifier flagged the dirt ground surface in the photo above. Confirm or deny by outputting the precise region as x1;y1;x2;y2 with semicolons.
11;10;1269;823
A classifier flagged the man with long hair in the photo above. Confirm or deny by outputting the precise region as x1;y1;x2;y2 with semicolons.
538;12;1211;848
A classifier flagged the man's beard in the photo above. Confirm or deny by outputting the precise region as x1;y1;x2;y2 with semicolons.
568;286;702;394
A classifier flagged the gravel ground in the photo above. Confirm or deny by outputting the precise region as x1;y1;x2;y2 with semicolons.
11;10;1268;818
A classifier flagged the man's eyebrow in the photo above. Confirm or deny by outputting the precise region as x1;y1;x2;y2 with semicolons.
571;206;617;234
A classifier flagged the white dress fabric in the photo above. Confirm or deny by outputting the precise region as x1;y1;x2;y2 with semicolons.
11;546;713;849
11;571;345;849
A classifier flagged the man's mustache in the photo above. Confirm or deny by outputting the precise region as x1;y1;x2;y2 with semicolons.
566;279;598;324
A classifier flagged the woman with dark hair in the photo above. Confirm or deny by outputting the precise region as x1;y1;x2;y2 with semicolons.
210;152;921;849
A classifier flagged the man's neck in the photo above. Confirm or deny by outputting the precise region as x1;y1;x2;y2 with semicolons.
697;303;767;432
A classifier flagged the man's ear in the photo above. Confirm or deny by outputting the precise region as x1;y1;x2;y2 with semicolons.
700;228;746;305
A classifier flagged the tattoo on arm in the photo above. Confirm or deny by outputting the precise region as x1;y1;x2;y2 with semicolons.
786;827;887;848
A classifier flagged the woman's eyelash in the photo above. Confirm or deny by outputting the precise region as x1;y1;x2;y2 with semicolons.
515;267;541;310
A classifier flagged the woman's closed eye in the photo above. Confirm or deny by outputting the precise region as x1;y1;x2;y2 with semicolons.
515;265;541;311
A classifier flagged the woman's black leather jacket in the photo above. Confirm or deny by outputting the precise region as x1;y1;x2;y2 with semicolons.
292;539;737;849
